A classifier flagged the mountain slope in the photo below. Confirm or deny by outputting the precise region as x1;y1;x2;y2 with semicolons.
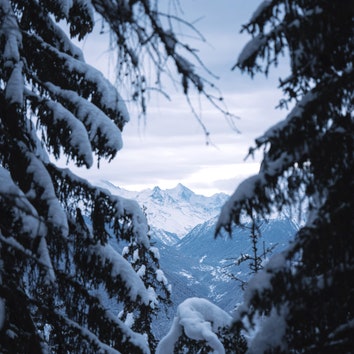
160;216;299;312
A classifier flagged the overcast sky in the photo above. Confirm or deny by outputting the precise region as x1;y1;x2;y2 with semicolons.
68;0;289;196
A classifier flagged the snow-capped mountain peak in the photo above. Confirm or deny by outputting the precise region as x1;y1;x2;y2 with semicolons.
94;180;229;240
151;186;165;202
167;183;194;201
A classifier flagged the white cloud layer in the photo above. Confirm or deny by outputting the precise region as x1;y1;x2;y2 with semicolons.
66;0;290;196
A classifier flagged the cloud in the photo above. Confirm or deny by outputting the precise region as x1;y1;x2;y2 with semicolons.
66;81;285;196
181;162;260;194
65;0;291;196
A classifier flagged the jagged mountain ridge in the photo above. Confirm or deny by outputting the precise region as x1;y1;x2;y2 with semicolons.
95;180;229;242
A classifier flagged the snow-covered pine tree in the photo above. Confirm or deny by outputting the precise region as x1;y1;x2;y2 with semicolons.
120;220;172;352
217;1;354;352
0;1;221;353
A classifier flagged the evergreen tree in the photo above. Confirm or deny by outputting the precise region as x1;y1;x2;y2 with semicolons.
222;220;276;291
120;218;172;352
0;1;221;352
217;1;354;352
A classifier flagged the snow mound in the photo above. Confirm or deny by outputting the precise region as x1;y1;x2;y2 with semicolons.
156;297;232;354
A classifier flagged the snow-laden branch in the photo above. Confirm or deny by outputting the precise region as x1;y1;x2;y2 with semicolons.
215;89;321;234
25;31;129;126
26;152;69;236
5;62;24;105
40;100;94;167
0;0;22;65
87;242;156;304
156;297;232;354
44;82;123;159
0;166;56;283
0;166;38;224
48;164;150;245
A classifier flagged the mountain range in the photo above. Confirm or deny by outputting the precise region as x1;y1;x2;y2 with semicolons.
96;181;299;337
96;180;229;243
